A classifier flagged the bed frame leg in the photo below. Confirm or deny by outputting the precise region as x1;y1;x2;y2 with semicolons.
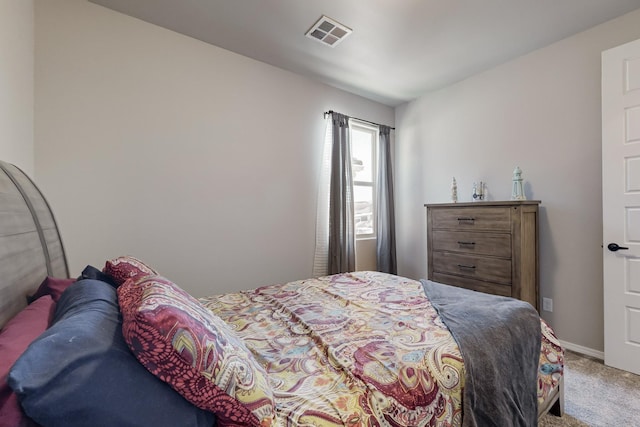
549;376;564;417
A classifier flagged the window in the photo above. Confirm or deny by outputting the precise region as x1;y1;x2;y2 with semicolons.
350;121;378;238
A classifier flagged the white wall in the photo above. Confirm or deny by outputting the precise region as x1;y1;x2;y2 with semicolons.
395;9;640;353
0;0;34;175
34;0;393;296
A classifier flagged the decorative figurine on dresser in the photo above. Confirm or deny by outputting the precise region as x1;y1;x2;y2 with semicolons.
425;200;540;311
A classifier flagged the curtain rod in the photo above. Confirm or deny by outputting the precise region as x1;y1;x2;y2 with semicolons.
323;110;395;130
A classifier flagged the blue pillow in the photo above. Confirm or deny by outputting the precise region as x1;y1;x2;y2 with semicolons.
77;264;117;287
9;279;216;427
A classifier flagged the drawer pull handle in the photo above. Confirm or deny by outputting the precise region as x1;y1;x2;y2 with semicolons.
457;241;476;245
457;217;475;222
457;264;476;269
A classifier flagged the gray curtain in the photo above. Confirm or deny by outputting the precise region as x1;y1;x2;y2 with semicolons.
376;125;397;274
328;112;355;274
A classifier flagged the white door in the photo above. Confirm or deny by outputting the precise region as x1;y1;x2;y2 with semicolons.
602;38;640;375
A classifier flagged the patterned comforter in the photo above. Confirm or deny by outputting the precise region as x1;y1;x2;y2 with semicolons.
200;271;563;426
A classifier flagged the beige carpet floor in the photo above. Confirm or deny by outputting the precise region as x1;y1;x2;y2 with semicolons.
538;350;640;426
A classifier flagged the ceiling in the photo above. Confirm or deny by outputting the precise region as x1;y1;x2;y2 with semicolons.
89;0;640;107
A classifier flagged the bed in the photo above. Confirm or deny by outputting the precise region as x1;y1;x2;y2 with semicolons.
0;160;564;427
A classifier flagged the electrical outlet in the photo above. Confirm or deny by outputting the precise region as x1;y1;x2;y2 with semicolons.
542;297;553;312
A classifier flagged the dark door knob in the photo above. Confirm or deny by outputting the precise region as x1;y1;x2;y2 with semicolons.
607;243;629;252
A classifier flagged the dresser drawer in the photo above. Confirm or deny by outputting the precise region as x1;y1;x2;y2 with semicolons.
432;251;512;285
430;207;511;231
431;273;512;297
431;230;512;257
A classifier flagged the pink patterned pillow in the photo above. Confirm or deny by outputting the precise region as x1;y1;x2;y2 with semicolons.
103;255;158;287
117;275;275;427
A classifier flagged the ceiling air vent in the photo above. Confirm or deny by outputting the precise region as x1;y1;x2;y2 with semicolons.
305;15;352;47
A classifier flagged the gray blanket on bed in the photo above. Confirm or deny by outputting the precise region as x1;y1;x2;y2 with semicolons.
420;280;541;427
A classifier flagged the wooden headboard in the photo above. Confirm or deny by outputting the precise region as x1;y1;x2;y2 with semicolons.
0;160;68;328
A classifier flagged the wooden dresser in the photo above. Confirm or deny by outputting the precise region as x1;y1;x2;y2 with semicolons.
425;201;540;311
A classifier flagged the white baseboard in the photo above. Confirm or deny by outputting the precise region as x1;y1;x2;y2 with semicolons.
559;339;604;360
